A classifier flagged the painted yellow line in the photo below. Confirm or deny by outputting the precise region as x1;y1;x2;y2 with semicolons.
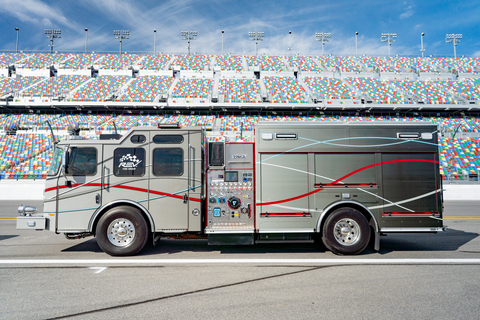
444;216;480;219
0;217;17;220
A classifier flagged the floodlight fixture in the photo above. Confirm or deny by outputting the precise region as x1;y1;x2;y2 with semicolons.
315;32;331;56
288;31;292;56
355;32;358;55
221;30;224;55
85;28;88;54
445;33;462;59
114;30;130;55
420;33;425;58
181;30;197;55
45;29;61;53
15;27;19;53
249;31;264;56
154;29;157;55
381;33;397;57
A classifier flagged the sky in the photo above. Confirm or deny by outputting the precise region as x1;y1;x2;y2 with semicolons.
0;0;479;57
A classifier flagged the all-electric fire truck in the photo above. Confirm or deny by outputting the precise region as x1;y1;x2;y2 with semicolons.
17;121;445;256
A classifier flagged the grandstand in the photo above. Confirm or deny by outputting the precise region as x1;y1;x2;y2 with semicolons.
0;52;480;181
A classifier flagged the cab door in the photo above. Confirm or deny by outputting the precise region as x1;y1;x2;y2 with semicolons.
56;145;102;231
149;129;202;231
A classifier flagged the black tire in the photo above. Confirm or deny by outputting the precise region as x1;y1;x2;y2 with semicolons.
96;206;148;256
322;207;371;255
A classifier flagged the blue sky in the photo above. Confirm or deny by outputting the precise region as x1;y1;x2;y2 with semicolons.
1;0;479;57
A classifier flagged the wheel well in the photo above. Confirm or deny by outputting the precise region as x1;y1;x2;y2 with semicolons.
91;201;153;236
318;203;377;238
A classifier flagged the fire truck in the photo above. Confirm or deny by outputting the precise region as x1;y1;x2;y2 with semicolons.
17;121;445;256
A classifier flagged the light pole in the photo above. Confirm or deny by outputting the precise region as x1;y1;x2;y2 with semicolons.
381;33;397;57
85;28;88;54
288;31;292;56
315;32;331;56
249;32;264;56
181;31;197;55
446;34;462;59
221;30;224;55
420;33;425;58
45;29;61;53
113;30;129;55
15;27;19;53
355;32;358;55
154;29;157;54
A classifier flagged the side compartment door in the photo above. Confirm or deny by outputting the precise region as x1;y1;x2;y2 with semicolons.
56;146;102;231
149;131;191;231
187;130;203;232
257;153;311;230
380;153;442;228
102;137;150;216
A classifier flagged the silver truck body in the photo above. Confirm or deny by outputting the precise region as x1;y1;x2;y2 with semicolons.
17;121;444;255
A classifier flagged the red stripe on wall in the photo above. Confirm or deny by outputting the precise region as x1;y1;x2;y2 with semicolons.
45;183;201;202
258;159;438;206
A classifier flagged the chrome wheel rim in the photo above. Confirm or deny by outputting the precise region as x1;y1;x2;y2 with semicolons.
107;218;135;247
333;218;361;246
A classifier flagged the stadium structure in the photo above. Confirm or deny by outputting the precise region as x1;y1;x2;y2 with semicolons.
0;52;479;182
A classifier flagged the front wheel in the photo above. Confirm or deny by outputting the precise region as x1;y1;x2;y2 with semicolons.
96;206;148;256
322;207;371;255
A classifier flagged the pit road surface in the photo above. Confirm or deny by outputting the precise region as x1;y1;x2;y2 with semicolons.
0;200;479;319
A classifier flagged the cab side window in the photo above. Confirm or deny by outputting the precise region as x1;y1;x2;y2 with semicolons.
153;148;183;176
67;147;97;175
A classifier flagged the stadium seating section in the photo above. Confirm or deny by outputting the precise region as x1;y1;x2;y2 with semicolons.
1;114;479;179
215;55;244;71
1;52;480;180
345;77;411;104
172;55;211;71
117;75;174;102
172;78;214;98
22;75;90;97
70;75;131;102
264;76;308;103
218;78;261;103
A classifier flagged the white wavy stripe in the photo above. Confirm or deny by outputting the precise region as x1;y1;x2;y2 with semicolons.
265;204;321;212
359;187;414;212
258;162;416;212
367;189;442;210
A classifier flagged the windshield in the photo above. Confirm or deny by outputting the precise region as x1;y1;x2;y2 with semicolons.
48;147;64;176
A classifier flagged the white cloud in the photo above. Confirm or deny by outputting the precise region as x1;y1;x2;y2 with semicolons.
400;5;414;19
0;0;78;29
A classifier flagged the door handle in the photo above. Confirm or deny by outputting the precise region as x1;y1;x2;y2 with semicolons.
183;193;188;204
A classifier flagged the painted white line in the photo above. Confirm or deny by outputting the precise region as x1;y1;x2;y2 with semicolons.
0;259;480;265
89;267;107;274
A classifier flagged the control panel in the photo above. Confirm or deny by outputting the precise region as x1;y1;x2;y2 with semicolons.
206;169;254;230
206;142;254;231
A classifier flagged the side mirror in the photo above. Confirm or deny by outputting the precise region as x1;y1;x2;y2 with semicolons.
63;149;70;174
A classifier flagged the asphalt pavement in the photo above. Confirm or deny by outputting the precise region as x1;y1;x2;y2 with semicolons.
0;201;480;319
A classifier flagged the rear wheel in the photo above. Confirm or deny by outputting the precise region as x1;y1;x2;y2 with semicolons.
322;207;370;255
96;206;148;256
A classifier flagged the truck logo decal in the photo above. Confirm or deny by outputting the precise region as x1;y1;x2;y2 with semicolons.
118;154;142;170
232;154;247;159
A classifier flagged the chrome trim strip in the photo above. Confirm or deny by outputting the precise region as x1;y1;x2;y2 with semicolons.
257;229;314;233
205;229;254;234
381;227;447;232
